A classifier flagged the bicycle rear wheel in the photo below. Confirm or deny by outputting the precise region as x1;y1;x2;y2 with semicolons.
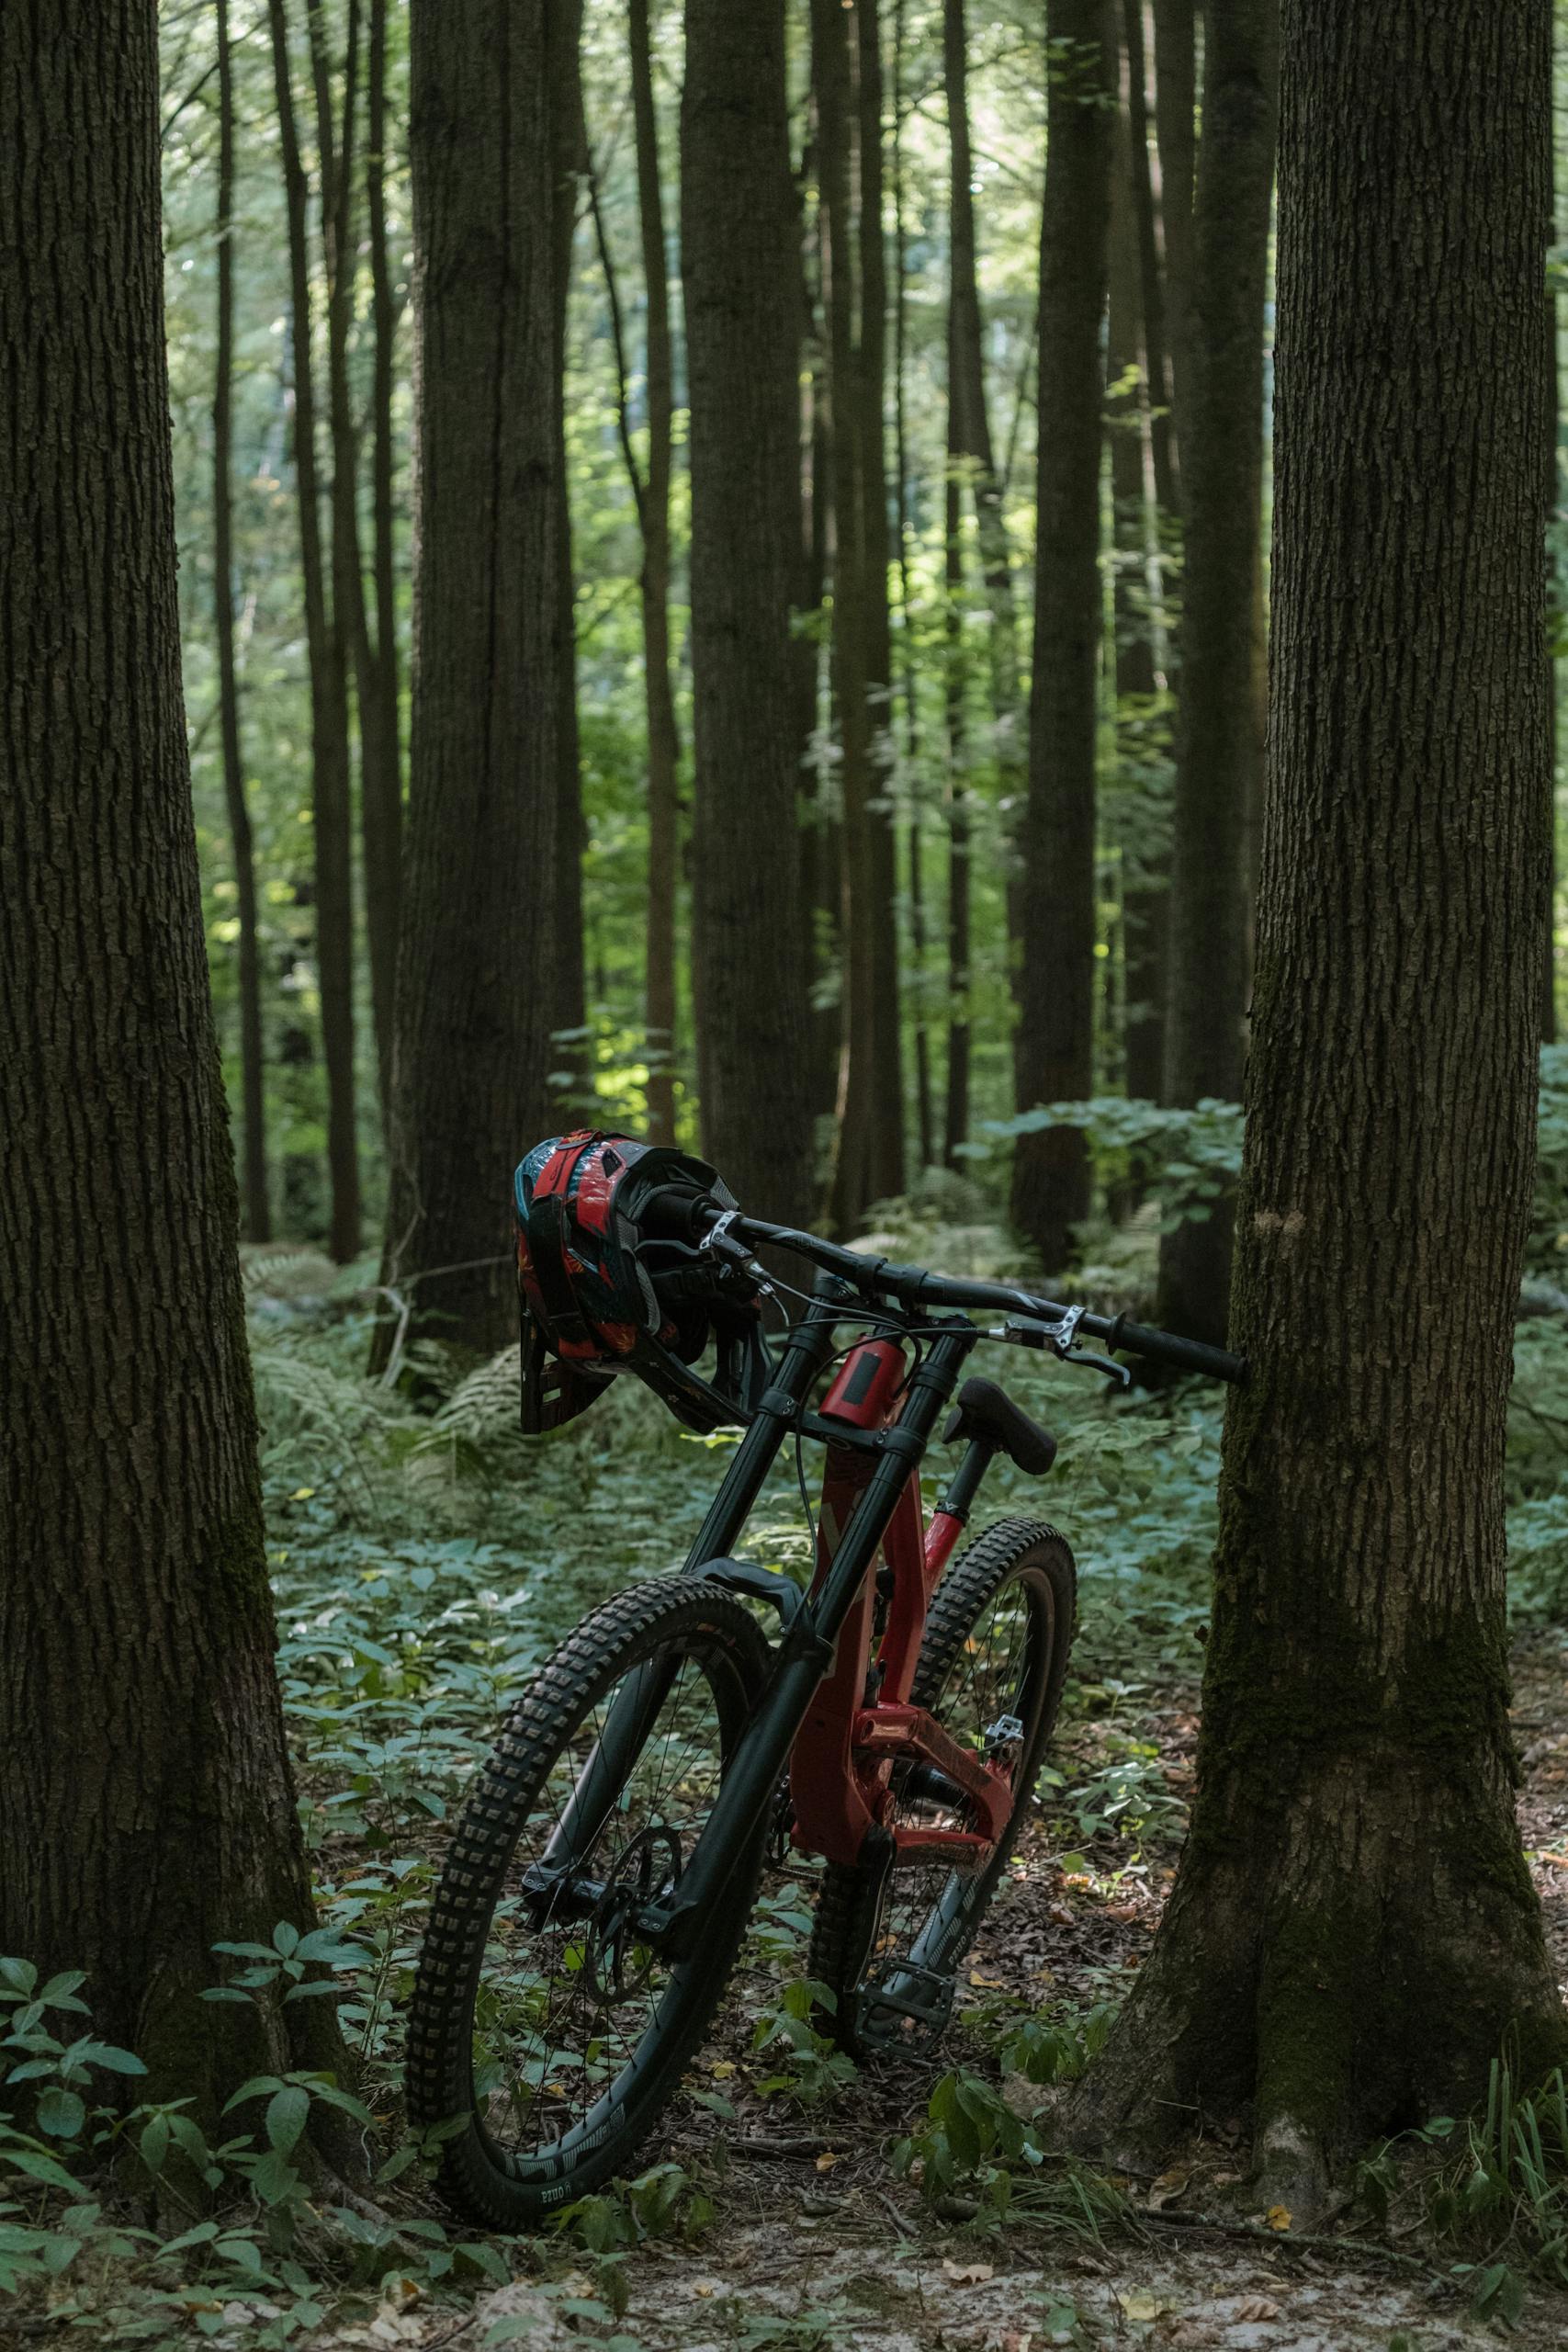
807;1518;1075;2059
409;1577;773;2227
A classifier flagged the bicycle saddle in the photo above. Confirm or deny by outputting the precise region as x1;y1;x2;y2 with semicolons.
942;1376;1057;1476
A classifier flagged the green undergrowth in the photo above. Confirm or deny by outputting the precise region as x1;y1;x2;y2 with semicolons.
11;1193;1568;2340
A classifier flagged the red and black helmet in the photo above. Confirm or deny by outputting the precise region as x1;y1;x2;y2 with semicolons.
514;1130;771;1436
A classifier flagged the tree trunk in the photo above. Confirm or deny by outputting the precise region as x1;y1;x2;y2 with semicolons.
857;0;905;1208
1151;0;1196;436
630;0;681;1148
214;0;270;1242
363;0;404;1117
893;0;934;1173
944;0;1027;1036
1125;0;1178;514
682;0;815;1225
547;0;590;1094
269;0;360;1262
1072;0;1564;2211
942;458;971;1168
1108;68;1168;1113
376;0;561;1363
1155;0;1277;1344
818;0;876;1230
0;0;326;2107
1011;1;1116;1269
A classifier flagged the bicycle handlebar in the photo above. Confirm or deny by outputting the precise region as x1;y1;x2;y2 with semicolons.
640;1188;1247;1386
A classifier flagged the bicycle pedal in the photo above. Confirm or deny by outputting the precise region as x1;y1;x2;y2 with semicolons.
853;1956;956;2055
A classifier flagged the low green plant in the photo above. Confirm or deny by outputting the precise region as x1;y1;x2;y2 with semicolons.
750;1981;858;2108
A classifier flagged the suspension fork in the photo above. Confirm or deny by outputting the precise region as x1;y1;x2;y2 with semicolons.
533;1295;846;1889
644;1321;978;1959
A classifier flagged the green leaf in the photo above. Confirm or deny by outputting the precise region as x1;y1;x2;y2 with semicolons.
265;2085;310;2155
271;1924;301;1960
292;1929;370;1965
67;2040;146;2076
0;2148;80;2195
223;2075;284;2114
199;1986;257;2006
35;2087;85;2140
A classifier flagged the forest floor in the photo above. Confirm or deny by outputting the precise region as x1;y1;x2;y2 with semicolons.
310;1641;1568;2352
15;1232;1568;2350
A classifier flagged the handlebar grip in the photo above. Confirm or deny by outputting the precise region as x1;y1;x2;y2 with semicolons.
637;1186;718;1245
1106;1315;1248;1385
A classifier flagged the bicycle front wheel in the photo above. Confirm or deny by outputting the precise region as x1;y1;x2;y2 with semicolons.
808;1518;1075;2059
409;1577;773;2228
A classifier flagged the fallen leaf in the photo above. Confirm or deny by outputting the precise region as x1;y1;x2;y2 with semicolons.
968;1972;1005;1987
1147;2165;1190;2211
942;2259;995;2286
290;1487;316;1501
709;2060;737;2079
1212;2169;1241;2187
815;2150;839;2172
1233;2299;1280;2322
1118;2290;1172;2322
1263;2204;1292;2233
691;2283;716;2300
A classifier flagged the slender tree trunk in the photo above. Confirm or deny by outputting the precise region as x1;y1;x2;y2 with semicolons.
818;0;876;1228
214;0;269;1241
942;458;971;1167
893;0;934;1172
1155;0;1277;1343
364;0;403;1114
858;0;905;1206
943;0;1026;1009
547;0;590;1090
1124;0;1178;514
1073;0;1564;2211
1151;0;1196;435
269;0;360;1261
624;0;681;1148
1011;1;1116;1270
1109;73;1168;1113
375;0;560;1363
682;0;815;1225
1;0;327;2107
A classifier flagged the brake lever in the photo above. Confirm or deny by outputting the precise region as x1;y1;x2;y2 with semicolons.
987;1313;1132;1388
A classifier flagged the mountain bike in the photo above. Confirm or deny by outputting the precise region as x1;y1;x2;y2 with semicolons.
408;1190;1246;2227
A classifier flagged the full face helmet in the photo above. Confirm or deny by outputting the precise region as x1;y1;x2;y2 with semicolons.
514;1130;771;1436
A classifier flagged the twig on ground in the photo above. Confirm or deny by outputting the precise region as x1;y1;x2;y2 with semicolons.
1140;2207;1437;2278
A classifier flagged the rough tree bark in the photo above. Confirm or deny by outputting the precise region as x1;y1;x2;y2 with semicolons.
1011;1;1116;1269
375;0;560;1363
1072;0;1565;2212
0;0;327;2104
629;0;681;1147
682;0;815;1225
268;0;360;1262
1151;0;1196;435
1155;0;1277;1345
214;0;270;1241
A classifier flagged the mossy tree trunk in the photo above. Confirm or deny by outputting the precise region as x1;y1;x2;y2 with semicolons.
0;0;328;2105
1071;0;1564;2211
376;0;561;1363
682;0;815;1226
1011;0;1116;1269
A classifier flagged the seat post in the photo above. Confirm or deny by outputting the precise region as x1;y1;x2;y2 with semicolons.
938;1435;997;1525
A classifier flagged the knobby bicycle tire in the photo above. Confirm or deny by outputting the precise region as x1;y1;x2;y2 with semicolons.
409;1577;773;2228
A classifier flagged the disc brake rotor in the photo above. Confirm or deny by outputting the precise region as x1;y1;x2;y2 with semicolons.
582;1822;682;2005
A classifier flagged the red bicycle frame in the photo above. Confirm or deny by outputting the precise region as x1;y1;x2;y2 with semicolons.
788;1337;1012;1870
